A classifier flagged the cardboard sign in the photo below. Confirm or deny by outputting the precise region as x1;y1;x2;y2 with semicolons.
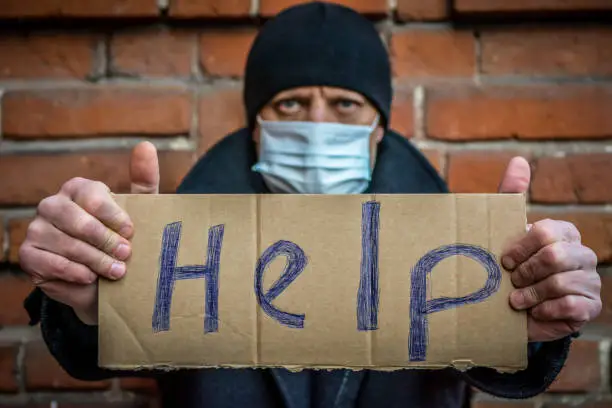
99;194;528;372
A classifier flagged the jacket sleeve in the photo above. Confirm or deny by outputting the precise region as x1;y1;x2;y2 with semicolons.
460;336;574;399
24;288;159;381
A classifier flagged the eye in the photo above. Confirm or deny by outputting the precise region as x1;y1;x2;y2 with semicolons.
275;99;302;115
334;98;362;114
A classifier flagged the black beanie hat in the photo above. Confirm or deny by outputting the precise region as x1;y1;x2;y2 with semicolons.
243;1;392;129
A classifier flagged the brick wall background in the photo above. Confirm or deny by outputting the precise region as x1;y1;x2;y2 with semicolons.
0;0;611;407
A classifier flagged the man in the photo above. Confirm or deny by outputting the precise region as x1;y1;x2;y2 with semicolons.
20;2;601;408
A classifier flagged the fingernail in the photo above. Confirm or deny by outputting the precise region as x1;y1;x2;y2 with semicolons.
502;256;515;270
115;243;131;261
110;262;126;279
512;290;526;309
119;224;133;238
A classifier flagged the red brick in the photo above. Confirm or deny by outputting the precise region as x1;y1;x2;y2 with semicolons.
0;151;196;206
391;30;475;78
481;28;612;76
455;0;612;12
260;0;388;16
120;377;159;393
0;0;158;17
199;31;255;77
447;152;518;193
597;275;612;327
527;212;612;264
547;340;600;392
397;0;447;20
426;85;612;141
0;345;18;392
531;154;612;204
0;34;98;79
110;29;195;77
390;88;414;137
420;149;443;176
198;89;246;155
25;341;110;390
0;273;34;325
2;88;192;139
169;0;250;17
8;218;33;264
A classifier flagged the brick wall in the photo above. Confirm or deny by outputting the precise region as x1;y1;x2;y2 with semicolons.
0;0;611;407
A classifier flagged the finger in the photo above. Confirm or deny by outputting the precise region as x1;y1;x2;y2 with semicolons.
37;195;131;262
130;141;160;194
511;242;598;287
530;295;602;323
59;177;133;239
38;280;98;315
498;156;531;194
502;219;581;270
19;244;98;285
25;217;129;280
510;270;600;310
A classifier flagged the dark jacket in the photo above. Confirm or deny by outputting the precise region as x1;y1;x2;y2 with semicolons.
25;128;572;408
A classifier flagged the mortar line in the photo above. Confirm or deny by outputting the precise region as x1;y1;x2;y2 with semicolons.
599;338;611;393
413;139;612;153
250;0;260;17
413;86;425;140
157;0;169;11
527;204;612;213
1;214;8;262
0;137;195;154
92;35;108;80
15;341;26;394
0;208;38;219
473;30;483;86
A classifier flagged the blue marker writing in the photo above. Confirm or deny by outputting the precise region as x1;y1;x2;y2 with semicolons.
357;201;381;331
255;240;308;328
409;244;501;361
152;221;225;334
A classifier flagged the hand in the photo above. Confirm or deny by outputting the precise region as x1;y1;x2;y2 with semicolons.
19;142;160;325
498;157;601;342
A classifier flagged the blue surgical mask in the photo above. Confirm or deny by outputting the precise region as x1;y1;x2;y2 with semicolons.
252;116;379;194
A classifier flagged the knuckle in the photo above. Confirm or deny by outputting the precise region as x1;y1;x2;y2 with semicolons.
25;218;45;243
95;254;114;276
532;221;557;247
99;229;116;252
49;255;72;277
562;221;581;242
64;237;86;260
60;177;88;196
561;296;578;314
584;247;599;267
518;261;537;285
592;299;603;319
74;214;102;242
540;243;565;268
526;286;541;304
18;245;34;269
549;274;568;294
81;193;107;215
37;195;61;218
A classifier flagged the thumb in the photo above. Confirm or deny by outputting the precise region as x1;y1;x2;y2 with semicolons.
498;156;531;194
130;141;160;194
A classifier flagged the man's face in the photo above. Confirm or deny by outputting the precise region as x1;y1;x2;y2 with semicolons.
254;86;385;168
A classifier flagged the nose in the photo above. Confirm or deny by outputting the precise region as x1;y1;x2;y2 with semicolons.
307;87;332;123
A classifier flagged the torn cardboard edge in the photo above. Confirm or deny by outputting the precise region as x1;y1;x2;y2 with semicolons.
99;194;528;373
